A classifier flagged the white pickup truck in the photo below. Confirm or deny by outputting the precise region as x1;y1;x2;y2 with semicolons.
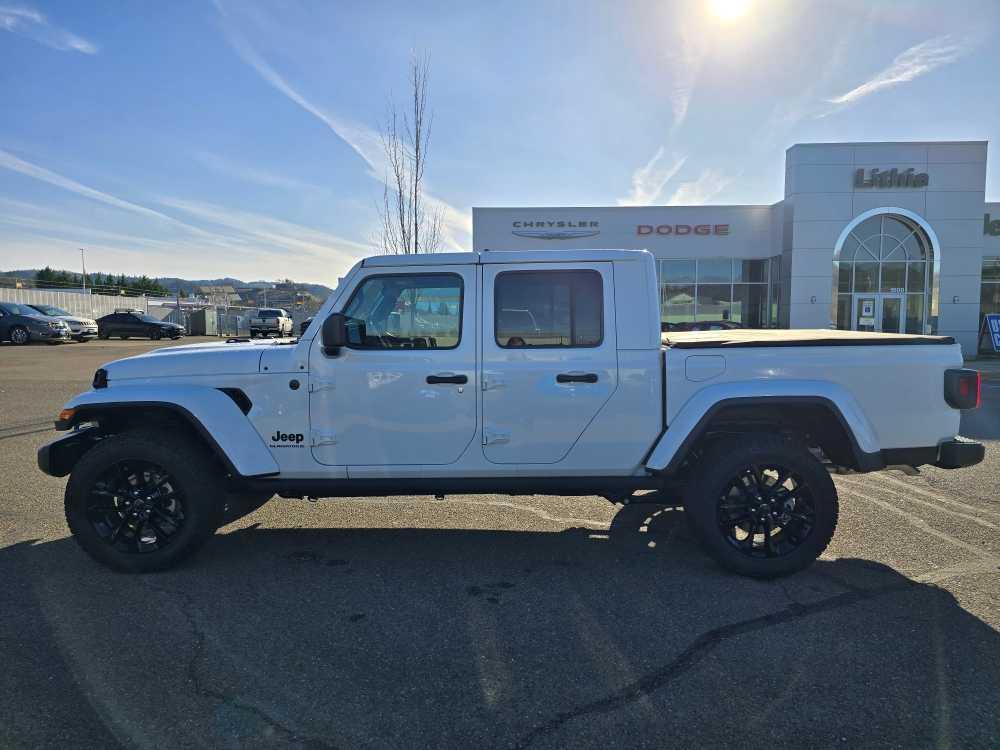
249;308;293;338
38;249;984;577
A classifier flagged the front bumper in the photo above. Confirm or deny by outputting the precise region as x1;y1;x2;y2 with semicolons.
35;327;71;341
934;437;985;469
70;325;98;337
37;426;100;477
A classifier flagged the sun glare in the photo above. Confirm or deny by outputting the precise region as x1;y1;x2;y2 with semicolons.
709;0;753;21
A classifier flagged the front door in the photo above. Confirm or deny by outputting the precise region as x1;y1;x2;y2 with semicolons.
309;267;477;467
481;262;618;464
851;293;903;332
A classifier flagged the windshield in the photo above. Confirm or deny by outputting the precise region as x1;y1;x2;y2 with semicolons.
31;305;70;317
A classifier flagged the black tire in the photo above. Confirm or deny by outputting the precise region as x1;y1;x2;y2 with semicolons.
217;492;273;528
9;325;29;345
120;335;129;340
64;430;225;573
150;329;161;341
684;435;838;579
98;331;110;340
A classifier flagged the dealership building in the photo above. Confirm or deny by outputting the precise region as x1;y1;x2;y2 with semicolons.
473;141;1000;355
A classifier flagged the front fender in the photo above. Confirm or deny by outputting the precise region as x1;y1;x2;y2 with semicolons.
59;385;280;478
644;379;880;474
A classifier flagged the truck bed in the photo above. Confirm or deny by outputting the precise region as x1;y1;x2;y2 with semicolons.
661;328;955;349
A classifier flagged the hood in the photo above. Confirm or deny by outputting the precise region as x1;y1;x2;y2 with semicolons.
103;339;288;381
53;315;97;325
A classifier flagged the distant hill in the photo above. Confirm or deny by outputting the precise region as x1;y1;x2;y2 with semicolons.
0;269;333;300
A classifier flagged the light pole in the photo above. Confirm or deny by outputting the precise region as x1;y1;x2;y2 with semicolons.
80;248;87;293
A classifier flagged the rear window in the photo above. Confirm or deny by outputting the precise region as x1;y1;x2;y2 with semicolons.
494;270;603;348
258;309;281;318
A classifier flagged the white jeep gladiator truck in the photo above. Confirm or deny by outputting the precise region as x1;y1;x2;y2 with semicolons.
249;308;293;338
38;249;984;577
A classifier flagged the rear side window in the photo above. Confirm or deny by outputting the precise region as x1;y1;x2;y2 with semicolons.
342;273;463;349
494;270;603;348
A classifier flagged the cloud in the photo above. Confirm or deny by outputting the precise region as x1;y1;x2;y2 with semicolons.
666;168;735;205
195;151;324;192
216;7;471;250
668;29;702;132
618;148;687;206
0;4;97;53
826;35;964;107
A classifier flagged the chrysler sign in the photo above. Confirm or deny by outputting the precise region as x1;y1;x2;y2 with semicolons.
512;220;599;240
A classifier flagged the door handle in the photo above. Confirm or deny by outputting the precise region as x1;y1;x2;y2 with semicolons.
556;372;598;384
427;373;468;385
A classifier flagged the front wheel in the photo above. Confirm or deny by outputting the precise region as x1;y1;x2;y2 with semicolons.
684;435;838;578
64;430;224;572
10;325;29;345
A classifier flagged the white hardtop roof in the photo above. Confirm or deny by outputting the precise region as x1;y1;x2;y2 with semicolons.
363;248;651;267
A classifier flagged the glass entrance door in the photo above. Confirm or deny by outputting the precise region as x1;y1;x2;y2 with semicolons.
851;293;903;332
878;294;904;333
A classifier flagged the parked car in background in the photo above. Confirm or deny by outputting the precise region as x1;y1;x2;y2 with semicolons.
300;316;314;335
662;320;745;333
96;309;185;340
249;308;293;338
0;302;71;344
26;304;98;342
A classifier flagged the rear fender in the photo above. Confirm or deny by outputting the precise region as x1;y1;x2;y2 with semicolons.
57;384;280;478
645;380;880;474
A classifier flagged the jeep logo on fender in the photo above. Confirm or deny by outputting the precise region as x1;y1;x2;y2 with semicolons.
637;224;730;236
271;430;304;446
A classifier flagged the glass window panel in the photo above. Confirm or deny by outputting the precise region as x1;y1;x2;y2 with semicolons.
695;284;732;322
495;270;601;348
907;262;926;293
854;262;877;292
899;231;928;261
856;235;879;260
836;294;852;330
343;274;463;349
881;238;906;260
837;263;852;292
906;294;925;334
882;216;913;248
733;284;768;328
880;262;906;292
661;284;695;326
698;258;733;283
982;257;1000;282
770;255;781;285
660;260;696;284
853;216;881;238
734;259;767;283
982;282;1000;314
840;235;861;261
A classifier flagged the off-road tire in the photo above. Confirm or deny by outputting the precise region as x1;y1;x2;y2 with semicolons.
65;430;225;572
684;434;838;578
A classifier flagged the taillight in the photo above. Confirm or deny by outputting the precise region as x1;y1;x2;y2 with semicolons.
944;369;980;410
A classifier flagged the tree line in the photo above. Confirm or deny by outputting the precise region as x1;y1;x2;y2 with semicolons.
34;267;170;296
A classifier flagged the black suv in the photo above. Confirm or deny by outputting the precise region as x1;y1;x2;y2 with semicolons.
97;310;185;340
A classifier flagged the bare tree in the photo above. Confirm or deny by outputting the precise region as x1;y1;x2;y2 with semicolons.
376;53;443;254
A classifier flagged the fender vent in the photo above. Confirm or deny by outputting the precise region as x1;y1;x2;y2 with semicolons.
218;388;252;415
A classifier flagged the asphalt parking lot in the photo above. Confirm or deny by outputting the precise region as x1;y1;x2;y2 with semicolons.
1;338;998;749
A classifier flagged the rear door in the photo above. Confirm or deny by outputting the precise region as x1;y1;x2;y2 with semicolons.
481;262;618;464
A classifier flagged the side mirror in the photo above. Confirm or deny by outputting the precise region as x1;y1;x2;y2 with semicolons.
321;313;348;355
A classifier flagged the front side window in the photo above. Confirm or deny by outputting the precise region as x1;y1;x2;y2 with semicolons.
495;270;602;348
342;273;462;349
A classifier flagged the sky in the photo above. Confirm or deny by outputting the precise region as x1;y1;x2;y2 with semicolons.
1;0;998;286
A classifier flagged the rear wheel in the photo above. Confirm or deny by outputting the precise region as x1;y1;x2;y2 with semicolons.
684;435;838;578
120;335;129;340
65;431;224;572
150;329;162;341
10;325;29;345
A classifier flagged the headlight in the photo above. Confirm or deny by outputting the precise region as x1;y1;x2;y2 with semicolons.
47;321;62;329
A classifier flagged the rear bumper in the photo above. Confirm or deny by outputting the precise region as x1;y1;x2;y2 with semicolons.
934;437;985;470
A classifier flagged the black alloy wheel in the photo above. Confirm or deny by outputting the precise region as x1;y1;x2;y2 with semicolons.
85;459;186;554
717;464;816;559
10;325;29;345
684;434;838;578
150;329;162;340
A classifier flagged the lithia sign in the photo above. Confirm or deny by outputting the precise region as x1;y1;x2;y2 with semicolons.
855;167;929;188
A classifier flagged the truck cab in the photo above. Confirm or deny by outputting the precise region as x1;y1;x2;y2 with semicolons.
39;248;984;577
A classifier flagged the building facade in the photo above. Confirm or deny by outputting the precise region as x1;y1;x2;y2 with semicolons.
473;141;999;355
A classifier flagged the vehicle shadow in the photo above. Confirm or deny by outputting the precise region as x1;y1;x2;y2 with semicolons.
2;506;999;749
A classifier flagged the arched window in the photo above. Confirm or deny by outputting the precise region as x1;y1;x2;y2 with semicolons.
833;209;938;334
